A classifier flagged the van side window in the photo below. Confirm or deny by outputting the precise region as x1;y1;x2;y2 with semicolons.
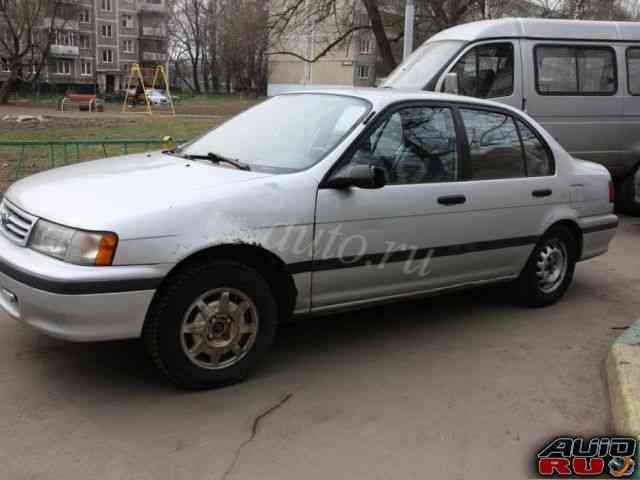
535;46;617;95
516;120;554;176
446;43;514;99
626;48;640;95
460;109;525;180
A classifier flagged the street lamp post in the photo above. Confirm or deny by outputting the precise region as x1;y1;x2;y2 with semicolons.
403;0;416;60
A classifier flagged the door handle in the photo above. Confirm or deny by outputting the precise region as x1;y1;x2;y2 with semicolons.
532;189;552;198
438;195;466;206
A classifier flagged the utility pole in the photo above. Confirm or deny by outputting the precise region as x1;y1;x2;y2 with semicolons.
403;0;416;60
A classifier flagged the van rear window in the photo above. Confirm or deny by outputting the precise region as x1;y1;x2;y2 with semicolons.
535;45;617;96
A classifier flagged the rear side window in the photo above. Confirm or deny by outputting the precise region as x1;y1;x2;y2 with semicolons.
627;47;640;95
447;43;514;99
516;120;554;176
460;109;525;180
535;45;617;95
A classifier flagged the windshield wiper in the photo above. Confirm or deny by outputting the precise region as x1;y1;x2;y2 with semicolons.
183;152;251;171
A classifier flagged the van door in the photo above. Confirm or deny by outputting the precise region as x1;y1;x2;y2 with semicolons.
436;40;523;110
521;40;623;168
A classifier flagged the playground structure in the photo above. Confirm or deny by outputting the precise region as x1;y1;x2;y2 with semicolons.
122;64;176;116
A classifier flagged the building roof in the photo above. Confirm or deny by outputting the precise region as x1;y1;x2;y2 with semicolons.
428;17;640;43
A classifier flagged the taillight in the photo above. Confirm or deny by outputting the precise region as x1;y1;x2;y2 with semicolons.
609;181;615;204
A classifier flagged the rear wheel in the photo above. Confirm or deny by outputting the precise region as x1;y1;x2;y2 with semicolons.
516;225;577;307
617;166;640;216
143;260;278;389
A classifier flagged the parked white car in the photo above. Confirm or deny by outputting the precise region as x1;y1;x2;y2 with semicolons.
0;89;617;388
145;89;172;105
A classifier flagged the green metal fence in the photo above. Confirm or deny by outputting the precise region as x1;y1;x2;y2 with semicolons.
0;139;184;185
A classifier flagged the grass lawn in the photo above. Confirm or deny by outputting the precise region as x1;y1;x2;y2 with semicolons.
0;95;262;192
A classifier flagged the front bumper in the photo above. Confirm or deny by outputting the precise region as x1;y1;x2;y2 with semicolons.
0;232;172;342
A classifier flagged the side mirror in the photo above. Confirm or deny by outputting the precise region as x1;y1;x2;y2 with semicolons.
325;164;387;190
443;72;459;94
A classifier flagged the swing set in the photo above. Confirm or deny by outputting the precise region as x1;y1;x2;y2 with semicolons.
122;64;176;116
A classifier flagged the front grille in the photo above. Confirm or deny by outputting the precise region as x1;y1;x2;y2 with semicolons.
0;199;38;246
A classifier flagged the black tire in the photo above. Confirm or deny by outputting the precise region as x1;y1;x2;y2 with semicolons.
516;225;577;308
143;260;278;389
617;168;640;216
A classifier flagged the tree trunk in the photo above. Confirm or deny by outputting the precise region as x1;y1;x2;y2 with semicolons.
0;68;19;104
362;0;398;72
192;60;202;93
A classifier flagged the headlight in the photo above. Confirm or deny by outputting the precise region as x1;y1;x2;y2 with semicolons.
29;219;118;266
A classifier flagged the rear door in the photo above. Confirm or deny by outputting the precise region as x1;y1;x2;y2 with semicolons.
521;41;623;169
456;105;564;274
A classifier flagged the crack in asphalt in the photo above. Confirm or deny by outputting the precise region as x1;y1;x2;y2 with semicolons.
220;393;294;480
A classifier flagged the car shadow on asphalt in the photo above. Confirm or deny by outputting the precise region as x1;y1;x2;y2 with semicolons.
16;285;509;393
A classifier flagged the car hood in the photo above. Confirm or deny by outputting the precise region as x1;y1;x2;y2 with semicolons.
6;152;271;233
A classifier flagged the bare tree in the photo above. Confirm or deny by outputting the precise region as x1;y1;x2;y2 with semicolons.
0;0;73;103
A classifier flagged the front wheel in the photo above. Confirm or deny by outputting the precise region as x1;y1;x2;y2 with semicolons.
143;260;278;389
516;226;577;307
617;167;640;216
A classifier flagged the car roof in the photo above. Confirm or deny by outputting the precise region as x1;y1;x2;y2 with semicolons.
278;88;521;114
429;17;640;43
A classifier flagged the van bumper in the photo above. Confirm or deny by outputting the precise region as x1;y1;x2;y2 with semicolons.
0;233;171;342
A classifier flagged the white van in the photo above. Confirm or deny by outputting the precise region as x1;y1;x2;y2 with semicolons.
384;18;640;214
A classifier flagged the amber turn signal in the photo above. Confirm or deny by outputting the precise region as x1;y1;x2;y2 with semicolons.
95;233;119;266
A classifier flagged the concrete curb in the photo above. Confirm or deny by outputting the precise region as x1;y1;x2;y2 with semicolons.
607;319;640;439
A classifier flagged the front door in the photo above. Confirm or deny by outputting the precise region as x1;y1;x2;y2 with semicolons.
312;102;482;310
106;75;115;93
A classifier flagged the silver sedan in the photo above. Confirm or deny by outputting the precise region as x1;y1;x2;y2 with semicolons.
0;89;618;388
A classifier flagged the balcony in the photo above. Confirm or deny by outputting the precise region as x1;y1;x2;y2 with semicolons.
137;0;167;13
141;26;165;38
142;51;167;62
50;45;79;57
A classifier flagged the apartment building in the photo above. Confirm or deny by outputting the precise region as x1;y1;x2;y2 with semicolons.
0;0;168;94
268;1;380;95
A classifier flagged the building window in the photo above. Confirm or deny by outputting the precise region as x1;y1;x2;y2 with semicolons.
101;0;112;11
357;64;370;80
123;39;134;53
79;8;91;23
81;61;92;76
360;38;372;54
55;30;76;46
79;34;90;49
101;24;113;38
1;58;10;72
122;15;134;29
55;60;72;75
102;49;113;63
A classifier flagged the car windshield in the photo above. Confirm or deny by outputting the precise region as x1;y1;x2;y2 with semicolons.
179;94;371;173
383;40;465;90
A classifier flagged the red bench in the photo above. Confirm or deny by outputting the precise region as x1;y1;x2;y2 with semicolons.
59;94;104;112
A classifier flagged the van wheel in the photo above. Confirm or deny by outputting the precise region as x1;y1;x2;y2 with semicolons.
516;226;577;307
617;167;640;216
143;260;278;389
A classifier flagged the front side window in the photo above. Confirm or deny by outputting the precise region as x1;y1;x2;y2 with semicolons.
181;94;371;173
461;109;524;180
346;106;459;185
536;45;616;95
627;48;640;95
447;43;514;99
